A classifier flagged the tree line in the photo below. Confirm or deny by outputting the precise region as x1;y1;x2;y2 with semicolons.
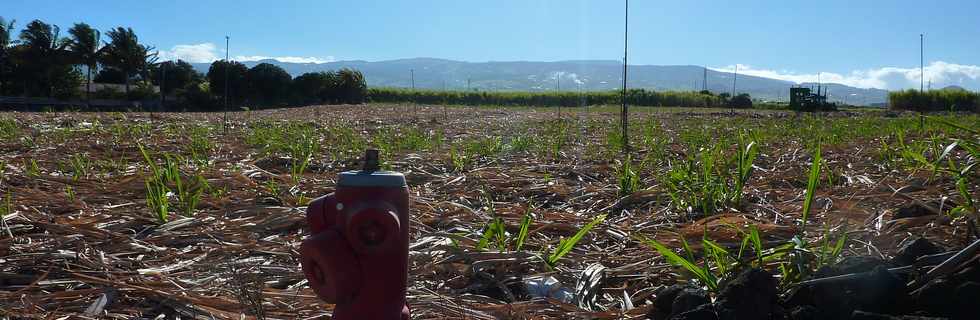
368;88;753;109
889;88;980;112
0;17;366;111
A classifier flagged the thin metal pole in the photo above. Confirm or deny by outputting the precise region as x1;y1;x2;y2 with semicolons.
443;80;448;121
621;0;629;155
223;35;229;134
557;72;561;119
161;60;166;109
411;69;416;119
703;66;708;91
731;64;737;114
920;34;924;92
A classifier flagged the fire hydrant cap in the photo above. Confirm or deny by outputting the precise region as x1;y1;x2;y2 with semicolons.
338;171;406;188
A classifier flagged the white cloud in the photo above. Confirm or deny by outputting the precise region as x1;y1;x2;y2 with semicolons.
157;43;220;63
234;55;335;64
711;61;980;91
157;42;334;64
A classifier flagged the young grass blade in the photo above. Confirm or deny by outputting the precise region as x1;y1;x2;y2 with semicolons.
476;217;506;251
702;238;732;276
749;225;763;264
801;145;822;231
546;214;607;268
137;143;160;177
639;235;717;291
618;156;640;196
145;178;169;224
514;206;534;251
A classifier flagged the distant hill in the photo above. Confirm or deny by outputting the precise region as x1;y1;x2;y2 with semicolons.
191;58;890;106
942;85;968;91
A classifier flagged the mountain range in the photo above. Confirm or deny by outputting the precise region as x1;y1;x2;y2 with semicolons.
191;58;890;106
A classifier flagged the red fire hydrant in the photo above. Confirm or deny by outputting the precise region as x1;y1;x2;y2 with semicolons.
300;149;410;319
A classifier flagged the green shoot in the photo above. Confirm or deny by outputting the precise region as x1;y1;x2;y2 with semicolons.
145;178;170;224
950;162;978;217
188;125;213;167
618;156;640;197
24;159;41;177
641;236;718;292
545;214;607;268
69;154;89;182
801;145;822;231
65;185;75;202
476;217;507;251
514;205;534;251
509;135;533;153
733;135;759;204
0;192;11;218
175;174;205;217
449;146;468;172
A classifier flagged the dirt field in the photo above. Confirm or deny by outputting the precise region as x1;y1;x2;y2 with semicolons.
0;105;977;319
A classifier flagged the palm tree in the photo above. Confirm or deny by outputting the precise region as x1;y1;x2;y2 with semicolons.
102;27;156;93
19;20;70;97
67;23;100;100
0;17;15;95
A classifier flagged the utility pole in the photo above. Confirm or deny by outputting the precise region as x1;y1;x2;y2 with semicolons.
467;78;471;91
223;35;229;134
160;59;166;110
442;80;448;121
411;69;416;118
621;0;629;155
919;33;926;127
731;64;738;114
556;72;562;119
556;72;560;92
703;66;708;91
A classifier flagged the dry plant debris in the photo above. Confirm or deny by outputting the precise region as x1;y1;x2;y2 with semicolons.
0;105;977;319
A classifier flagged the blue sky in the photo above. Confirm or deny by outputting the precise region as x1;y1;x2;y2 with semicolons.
3;0;979;90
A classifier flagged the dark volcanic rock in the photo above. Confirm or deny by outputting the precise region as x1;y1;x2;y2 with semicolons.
715;268;779;320
789;306;819;320
791;262;907;318
950;282;980;320
672;287;711;316
671;303;719;320
651;285;712;320
852;266;908;314
818;256;889;276
892;238;943;266
850;310;949;320
651;285;685;320
917;278;957;317
892;202;936;220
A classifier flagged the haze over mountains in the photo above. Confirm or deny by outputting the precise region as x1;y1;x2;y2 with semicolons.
191;58;890;106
